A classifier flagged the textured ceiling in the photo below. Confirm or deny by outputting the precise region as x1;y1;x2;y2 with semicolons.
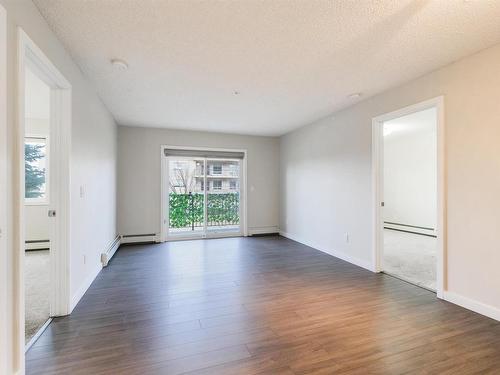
34;0;500;136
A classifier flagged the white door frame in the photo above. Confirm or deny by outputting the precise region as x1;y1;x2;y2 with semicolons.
160;145;248;242
16;28;72;364
0;5;9;375
372;96;446;298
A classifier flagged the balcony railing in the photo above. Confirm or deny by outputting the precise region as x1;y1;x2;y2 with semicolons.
169;192;239;230
194;172;239;178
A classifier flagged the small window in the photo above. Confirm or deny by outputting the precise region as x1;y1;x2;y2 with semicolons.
229;180;237;190
25;137;48;204
212;164;222;175
212;180;222;190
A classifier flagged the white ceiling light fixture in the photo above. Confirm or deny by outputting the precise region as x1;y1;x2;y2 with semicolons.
111;58;128;71
383;125;396;137
348;92;362;99
383;123;406;137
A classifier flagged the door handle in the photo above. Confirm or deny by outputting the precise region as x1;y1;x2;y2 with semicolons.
48;210;56;217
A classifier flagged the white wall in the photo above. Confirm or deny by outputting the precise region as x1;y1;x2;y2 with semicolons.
25;206;48;242
0;1;117;372
25;66;50;119
383;108;437;230
280;42;500;318
118;126;279;236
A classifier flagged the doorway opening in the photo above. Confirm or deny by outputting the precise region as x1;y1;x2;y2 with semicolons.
17;29;72;361
161;146;247;241
24;66;51;345
372;98;445;297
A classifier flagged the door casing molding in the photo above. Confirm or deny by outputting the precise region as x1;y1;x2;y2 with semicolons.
0;5;9;375
16;28;72;371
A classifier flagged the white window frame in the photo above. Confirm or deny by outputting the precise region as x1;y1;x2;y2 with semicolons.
24;134;50;205
212;179;222;190
212;163;222;175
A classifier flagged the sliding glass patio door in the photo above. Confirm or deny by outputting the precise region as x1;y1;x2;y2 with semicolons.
165;153;242;239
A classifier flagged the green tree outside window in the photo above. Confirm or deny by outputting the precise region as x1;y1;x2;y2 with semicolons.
25;140;46;199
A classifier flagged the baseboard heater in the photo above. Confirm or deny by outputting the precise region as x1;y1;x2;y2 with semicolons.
25;239;50;251
120;233;159;245
248;226;280;236
101;235;121;267
250;232;280;237
384;221;436;238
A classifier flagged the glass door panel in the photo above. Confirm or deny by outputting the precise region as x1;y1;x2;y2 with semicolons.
168;157;205;236
206;159;240;233
166;156;241;238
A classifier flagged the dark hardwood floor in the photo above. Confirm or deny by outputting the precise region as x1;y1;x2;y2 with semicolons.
26;236;500;374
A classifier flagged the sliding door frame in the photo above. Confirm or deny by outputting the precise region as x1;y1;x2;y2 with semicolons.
160;145;248;242
371;96;446;298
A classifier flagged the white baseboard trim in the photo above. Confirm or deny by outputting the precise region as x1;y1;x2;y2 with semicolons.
248;226;280;236
121;233;159;244
443;291;500;322
279;231;374;272
70;262;102;312
101;235;121;267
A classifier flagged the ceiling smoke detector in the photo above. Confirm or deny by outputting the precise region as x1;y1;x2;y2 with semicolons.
348;92;362;99
111;58;128;71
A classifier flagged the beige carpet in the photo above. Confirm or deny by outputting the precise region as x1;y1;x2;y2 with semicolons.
383;229;436;291
25;250;50;343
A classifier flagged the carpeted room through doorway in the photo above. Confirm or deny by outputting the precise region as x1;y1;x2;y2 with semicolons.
25;249;50;343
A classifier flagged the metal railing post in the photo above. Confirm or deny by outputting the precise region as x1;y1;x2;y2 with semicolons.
189;192;194;231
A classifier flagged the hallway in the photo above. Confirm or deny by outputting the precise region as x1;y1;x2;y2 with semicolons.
26;236;500;374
